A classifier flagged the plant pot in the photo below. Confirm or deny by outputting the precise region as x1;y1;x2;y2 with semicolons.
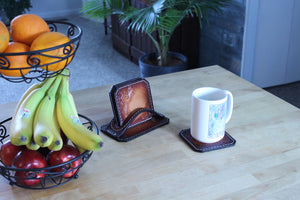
138;52;188;78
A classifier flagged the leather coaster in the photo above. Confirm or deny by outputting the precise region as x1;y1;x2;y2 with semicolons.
109;78;154;128
179;129;236;152
101;108;169;142
103;78;169;142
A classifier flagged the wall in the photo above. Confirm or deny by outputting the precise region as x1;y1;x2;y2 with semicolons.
28;0;82;19
242;0;300;87
0;0;82;22
199;0;246;75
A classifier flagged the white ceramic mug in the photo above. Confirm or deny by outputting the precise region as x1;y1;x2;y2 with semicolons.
191;87;233;143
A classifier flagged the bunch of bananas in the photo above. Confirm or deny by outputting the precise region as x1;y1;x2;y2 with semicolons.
9;70;103;152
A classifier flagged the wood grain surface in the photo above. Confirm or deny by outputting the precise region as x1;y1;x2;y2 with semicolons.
1;65;300;199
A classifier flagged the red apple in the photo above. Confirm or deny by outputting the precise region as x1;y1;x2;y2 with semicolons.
47;145;82;178
12;149;47;186
0;140;25;166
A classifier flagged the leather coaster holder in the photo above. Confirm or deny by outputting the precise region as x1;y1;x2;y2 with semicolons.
101;78;169;142
179;129;236;152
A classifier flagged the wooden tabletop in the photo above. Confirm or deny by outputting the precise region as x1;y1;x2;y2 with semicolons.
1;65;300;199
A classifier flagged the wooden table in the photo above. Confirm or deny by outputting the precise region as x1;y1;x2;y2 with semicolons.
1;65;300;199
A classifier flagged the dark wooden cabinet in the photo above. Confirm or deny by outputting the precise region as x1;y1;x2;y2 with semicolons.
111;0;200;69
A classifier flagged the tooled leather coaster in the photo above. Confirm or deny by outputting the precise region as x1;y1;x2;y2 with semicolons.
101;108;169;142
109;78;154;128
101;78;169;142
179;129;236;152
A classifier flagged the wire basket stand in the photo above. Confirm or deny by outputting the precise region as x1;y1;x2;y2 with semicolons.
0;114;98;189
0;21;82;83
0;21;101;189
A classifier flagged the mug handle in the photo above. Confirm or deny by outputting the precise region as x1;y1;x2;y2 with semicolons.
225;90;233;123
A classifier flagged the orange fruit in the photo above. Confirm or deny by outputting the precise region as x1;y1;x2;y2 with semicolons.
10;14;50;45
30;31;73;72
0;42;31;77
0;20;9;53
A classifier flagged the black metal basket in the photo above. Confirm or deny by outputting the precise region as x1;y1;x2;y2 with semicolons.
0;114;98;189
0;21;82;83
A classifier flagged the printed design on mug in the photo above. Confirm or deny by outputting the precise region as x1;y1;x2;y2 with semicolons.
208;103;226;139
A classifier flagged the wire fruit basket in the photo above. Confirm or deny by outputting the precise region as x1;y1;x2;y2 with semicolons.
0;114;98;189
0;21;101;189
0;21;82;83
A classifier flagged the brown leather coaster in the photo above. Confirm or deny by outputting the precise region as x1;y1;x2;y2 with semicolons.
109;78;154;128
103;78;169;142
179;129;236;152
101;108;169;142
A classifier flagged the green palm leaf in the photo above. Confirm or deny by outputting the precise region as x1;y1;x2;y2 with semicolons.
158;9;185;34
119;0;164;34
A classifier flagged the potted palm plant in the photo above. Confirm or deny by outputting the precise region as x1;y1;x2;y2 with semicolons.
82;0;230;77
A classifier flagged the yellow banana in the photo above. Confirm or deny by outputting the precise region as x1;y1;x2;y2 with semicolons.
26;140;40;150
72;142;88;154
56;69;87;153
33;76;62;147
14;83;43;149
56;75;103;151
13;83;42;115
9;83;41;146
9;77;56;146
48;108;63;151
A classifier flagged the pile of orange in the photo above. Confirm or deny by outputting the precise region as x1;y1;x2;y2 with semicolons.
0;14;72;77
0;21;9;53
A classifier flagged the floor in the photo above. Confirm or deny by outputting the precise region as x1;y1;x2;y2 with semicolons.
264;81;300;108
0;14;299;109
